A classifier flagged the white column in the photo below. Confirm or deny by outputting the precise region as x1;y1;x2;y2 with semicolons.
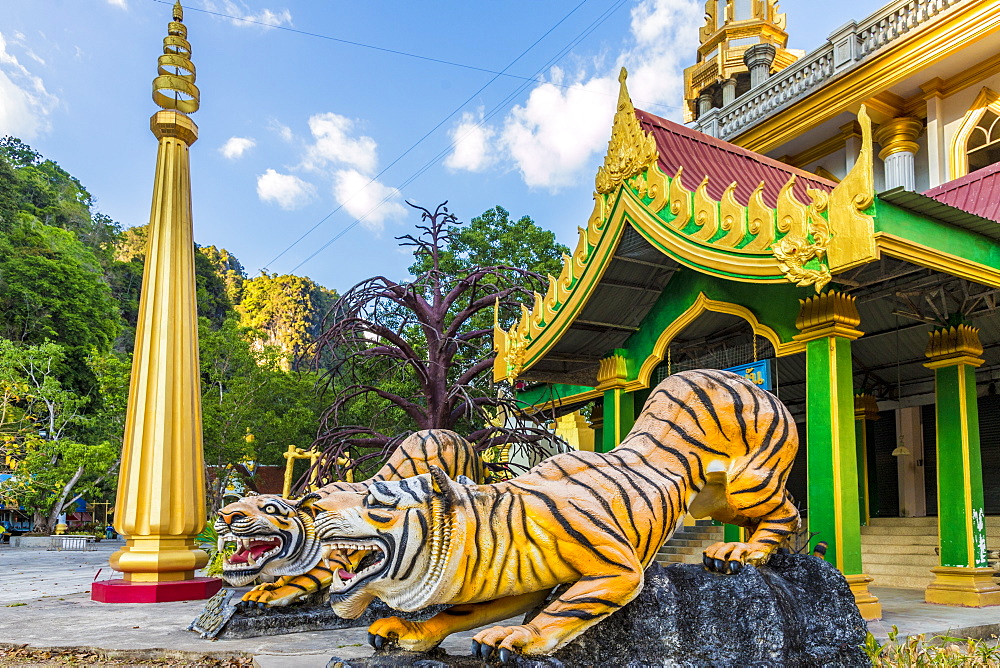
722;78;737;106
875;117;923;191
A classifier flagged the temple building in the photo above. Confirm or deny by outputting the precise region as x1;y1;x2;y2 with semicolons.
495;0;1000;618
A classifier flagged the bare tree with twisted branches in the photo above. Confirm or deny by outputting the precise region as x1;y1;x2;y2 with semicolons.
297;202;562;491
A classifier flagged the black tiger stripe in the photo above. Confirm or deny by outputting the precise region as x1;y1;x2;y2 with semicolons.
677;373;727;436
731;466;778;495
544;609;605;620
300;572;323;589
443;608;473;616
390;509;412;579
566;500;632;550
285;582;309;592
506;484;633;570
568;454;646;536
652;388;707;435
558;596;622;608
551;461;634;544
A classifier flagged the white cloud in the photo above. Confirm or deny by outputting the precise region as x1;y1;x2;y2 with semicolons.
219;136;256;159
269;119;293;142
106;0;127;8
332;169;406;231
0;32;58;139
502;75;619;189
445;0;700;191
302;113;378;173
256;169;315;210
444;110;496;172
204;1;292;28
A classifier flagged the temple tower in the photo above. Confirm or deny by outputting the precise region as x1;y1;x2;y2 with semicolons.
93;1;220;603
683;0;799;122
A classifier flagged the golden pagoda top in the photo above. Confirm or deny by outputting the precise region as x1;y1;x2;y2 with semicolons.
152;1;200;114
682;0;798;122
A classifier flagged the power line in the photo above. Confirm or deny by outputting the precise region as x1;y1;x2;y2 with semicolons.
267;0;598;270
149;0;677;112
286;0;632;274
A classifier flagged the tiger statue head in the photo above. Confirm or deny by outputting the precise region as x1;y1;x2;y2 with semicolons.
313;467;469;619
215;493;324;587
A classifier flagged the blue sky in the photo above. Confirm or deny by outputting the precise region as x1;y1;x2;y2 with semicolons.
2;0;878;293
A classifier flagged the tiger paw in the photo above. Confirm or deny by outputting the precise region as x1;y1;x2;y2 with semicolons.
471;623;553;660
238;580;303;608
367;616;439;652
702;541;769;574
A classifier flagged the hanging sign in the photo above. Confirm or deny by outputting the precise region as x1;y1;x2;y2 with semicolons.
724;359;773;392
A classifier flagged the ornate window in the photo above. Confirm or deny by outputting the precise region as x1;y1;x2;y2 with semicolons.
734;0;752;21
967;110;1000;174
951;87;1000;179
717;0;728;29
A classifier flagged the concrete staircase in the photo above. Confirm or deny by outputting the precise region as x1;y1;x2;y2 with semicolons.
656;520;723;566
861;516;1000;589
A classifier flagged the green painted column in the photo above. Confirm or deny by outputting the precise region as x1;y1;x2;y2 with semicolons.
923;325;1000;607
597;351;633;453
854;394;878;526
601;388;634;452
795;291;880;620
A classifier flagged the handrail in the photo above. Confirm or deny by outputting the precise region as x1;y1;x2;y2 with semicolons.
697;0;967;139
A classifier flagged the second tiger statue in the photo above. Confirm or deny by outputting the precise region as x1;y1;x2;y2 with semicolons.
312;369;801;658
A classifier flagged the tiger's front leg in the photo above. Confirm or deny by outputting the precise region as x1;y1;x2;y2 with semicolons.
472;565;643;658
366;590;550;653
238;564;334;607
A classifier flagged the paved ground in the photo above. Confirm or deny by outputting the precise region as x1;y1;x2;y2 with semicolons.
2;542;1000;666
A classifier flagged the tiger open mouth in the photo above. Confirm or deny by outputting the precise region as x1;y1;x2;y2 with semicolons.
220;535;283;571
325;539;388;597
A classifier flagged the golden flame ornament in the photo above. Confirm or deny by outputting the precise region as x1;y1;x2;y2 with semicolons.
152;0;200;114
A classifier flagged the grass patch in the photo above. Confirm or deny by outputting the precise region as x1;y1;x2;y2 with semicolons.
865;626;1000;666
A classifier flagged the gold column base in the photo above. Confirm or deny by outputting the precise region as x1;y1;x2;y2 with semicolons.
845;573;882;620
924;566;1000;607
111;536;208;583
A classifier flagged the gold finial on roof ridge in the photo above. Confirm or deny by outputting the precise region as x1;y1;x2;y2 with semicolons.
595;67;658;195
153;1;200;114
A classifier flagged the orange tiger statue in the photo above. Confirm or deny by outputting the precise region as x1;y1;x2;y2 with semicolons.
312;369;800;658
214;429;484;607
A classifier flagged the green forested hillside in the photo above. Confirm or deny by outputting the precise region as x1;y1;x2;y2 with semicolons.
0;136;333;526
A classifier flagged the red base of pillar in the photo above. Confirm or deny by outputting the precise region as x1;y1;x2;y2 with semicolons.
91;577;223;603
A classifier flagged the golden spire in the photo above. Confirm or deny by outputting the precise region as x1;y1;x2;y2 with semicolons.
97;0;213;601
153;1;200;114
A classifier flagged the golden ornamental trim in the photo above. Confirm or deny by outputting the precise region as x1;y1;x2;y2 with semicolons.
596;354;629;389
595;68;658;195
924;325;984;367
854;393;880;421
824;106;876;272
794;291;861;337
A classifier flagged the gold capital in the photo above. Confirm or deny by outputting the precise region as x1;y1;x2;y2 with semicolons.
924;325;984;369
793;291;862;341
597;353;629;389
854;393;880;421
874;116;923;161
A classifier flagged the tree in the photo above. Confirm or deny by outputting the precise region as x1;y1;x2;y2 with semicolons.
0;341;120;534
199;318;324;513
408;205;568;278
239;273;338;369
305;202;557;486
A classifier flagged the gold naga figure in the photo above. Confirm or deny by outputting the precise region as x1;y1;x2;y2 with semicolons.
312;369;801;659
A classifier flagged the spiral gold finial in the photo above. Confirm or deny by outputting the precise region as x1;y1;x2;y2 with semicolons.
152;2;200;114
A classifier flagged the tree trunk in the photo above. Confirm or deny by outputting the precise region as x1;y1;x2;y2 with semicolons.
40;464;85;534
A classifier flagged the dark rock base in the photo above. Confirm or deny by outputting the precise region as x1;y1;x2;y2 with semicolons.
189;588;442;640
328;554;870;667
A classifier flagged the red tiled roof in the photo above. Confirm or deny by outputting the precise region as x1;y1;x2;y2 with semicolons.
635;109;836;208
923;161;1000;223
